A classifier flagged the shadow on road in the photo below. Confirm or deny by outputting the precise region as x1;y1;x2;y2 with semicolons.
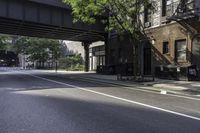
2;90;199;133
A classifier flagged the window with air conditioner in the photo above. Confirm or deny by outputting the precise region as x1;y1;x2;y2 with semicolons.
144;8;151;27
162;0;179;17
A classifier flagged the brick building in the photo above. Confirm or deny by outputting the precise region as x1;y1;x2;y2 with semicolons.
142;0;200;79
104;0;200;80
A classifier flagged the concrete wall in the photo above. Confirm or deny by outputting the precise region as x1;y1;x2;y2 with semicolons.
90;41;104;48
62;41;85;59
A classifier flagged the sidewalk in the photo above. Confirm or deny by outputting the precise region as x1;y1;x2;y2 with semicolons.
74;72;200;97
25;70;200;97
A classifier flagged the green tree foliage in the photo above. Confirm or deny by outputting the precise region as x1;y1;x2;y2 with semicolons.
58;54;84;71
14;37;61;68
0;35;11;50
63;0;154;36
13;36;30;54
63;0;155;76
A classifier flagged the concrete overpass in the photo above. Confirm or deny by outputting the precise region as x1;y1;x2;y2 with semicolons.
0;0;107;42
0;0;108;71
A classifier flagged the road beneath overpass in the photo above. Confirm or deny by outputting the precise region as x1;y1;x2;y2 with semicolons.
0;69;199;133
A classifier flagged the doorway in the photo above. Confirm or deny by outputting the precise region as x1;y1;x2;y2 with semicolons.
143;48;152;75
192;35;200;69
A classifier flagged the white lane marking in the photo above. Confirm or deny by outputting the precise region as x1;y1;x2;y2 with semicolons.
18;71;200;101
21;72;200;121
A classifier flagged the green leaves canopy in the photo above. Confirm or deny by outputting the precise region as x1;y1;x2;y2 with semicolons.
63;0;155;77
0;35;11;50
14;37;61;63
63;0;153;37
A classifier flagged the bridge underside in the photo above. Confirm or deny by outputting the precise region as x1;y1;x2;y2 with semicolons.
0;0;106;42
0;17;105;42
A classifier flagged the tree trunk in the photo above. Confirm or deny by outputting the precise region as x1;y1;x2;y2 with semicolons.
129;35;140;79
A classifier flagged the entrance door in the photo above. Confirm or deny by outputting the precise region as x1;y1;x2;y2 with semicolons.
143;48;152;75
192;35;200;69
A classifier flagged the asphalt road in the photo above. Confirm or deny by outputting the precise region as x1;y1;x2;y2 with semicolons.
0;69;200;133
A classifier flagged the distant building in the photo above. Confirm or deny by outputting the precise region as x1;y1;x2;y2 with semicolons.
62;40;105;71
89;41;105;71
62;41;85;58
0;50;18;67
0;35;19;67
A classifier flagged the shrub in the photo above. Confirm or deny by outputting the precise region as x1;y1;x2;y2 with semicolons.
58;54;84;71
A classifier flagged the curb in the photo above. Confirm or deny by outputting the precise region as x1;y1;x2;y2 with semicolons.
29;70;200;98
78;76;200;98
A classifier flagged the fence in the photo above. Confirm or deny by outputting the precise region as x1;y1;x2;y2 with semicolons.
155;65;199;81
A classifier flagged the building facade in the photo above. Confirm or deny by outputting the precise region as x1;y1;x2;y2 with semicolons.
89;41;105;71
62;40;105;71
101;0;200;79
141;0;200;79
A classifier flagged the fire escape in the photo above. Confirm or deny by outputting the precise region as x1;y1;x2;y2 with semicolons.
167;0;200;34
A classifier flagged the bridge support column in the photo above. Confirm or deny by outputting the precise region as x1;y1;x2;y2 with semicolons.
83;42;90;72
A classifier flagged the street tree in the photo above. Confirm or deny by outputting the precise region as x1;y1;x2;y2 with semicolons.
0;35;11;50
63;0;156;77
14;37;61;68
13;36;30;54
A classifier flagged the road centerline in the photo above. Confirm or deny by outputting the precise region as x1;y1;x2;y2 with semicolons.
21;72;200;121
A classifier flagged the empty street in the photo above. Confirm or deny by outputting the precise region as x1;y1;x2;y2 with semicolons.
0;69;199;133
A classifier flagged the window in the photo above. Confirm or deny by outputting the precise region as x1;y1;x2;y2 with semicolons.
162;0;178;17
89;48;92;53
175;39;187;62
163;41;169;54
99;46;105;51
144;8;151;23
166;0;172;16
162;0;167;16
